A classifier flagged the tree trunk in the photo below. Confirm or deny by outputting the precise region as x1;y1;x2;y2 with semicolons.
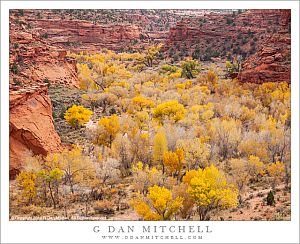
48;182;56;209
238;194;243;205
85;200;88;217
69;178;74;194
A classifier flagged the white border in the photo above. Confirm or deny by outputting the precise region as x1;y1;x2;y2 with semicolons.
1;1;299;243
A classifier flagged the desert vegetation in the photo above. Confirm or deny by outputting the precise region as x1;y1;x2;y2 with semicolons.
9;45;291;221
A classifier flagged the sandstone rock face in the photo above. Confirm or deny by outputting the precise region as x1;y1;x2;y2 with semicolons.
238;11;291;83
165;9;290;83
10;15;78;87
167;10;292;85
31;20;141;52
9;85;61;179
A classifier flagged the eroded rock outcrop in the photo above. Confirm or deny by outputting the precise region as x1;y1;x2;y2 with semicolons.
238;11;291;83
238;33;291;83
165;10;290;64
9;85;61;179
10;14;78;87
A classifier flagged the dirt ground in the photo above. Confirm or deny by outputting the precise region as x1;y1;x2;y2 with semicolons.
9;179;290;221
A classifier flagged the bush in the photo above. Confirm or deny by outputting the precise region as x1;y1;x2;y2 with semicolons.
266;191;275;206
13;78;22;86
41;33;48;38
44;78;50;87
18;9;24;16
11;63;19;74
64;104;93;128
93;200;115;214
226;17;233;25
180;59;200;79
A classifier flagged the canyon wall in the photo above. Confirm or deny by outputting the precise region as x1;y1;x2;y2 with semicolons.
9;85;62;179
165;9;291;83
238;10;291;83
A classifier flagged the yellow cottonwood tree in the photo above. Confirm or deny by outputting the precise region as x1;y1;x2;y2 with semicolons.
16;171;37;204
183;165;238;220
247;155;265;181
176;138;210;170
153;100;185;123
153;131;168;172
229;158;249;204
95;114;120;148
131;185;183;220
143;44;163;67
209;118;242;160
58;146;96;194
267;161;285;190
64;105;93;129
172;182;195;220
131;162;163;195
38;167;64;209
163;148;184;177
77;63;97;90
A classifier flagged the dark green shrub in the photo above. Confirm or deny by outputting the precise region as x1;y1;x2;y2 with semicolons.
11;63;19;74
266;191;275;206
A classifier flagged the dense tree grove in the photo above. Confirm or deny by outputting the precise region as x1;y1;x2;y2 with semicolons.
12;48;291;220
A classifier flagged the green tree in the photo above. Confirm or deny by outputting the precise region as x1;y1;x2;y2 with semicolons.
180;59;200;79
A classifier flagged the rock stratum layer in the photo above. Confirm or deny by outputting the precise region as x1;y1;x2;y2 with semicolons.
9;85;61;179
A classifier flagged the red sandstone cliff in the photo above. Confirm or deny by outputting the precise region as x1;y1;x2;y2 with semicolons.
165;10;290;83
9;85;62;179
238;10;291;83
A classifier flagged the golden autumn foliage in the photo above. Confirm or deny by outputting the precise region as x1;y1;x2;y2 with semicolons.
183;165;238;220
209;118;242;160
143;44;163;67
95;114;120;148
163;148;185;175
172;182;195;219
153;100;185;123
54;145;96;193
64;104;93;128
131;95;155;111
205;70;218;92
247;155;265;180
134;111;150;129
77;63;98;90
12;45;291;221
229;158;249;203
267;161;285;189
131;162;163;194
16;171;37;204
176;138;211;170
131;185;183;220
153;131;168;164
